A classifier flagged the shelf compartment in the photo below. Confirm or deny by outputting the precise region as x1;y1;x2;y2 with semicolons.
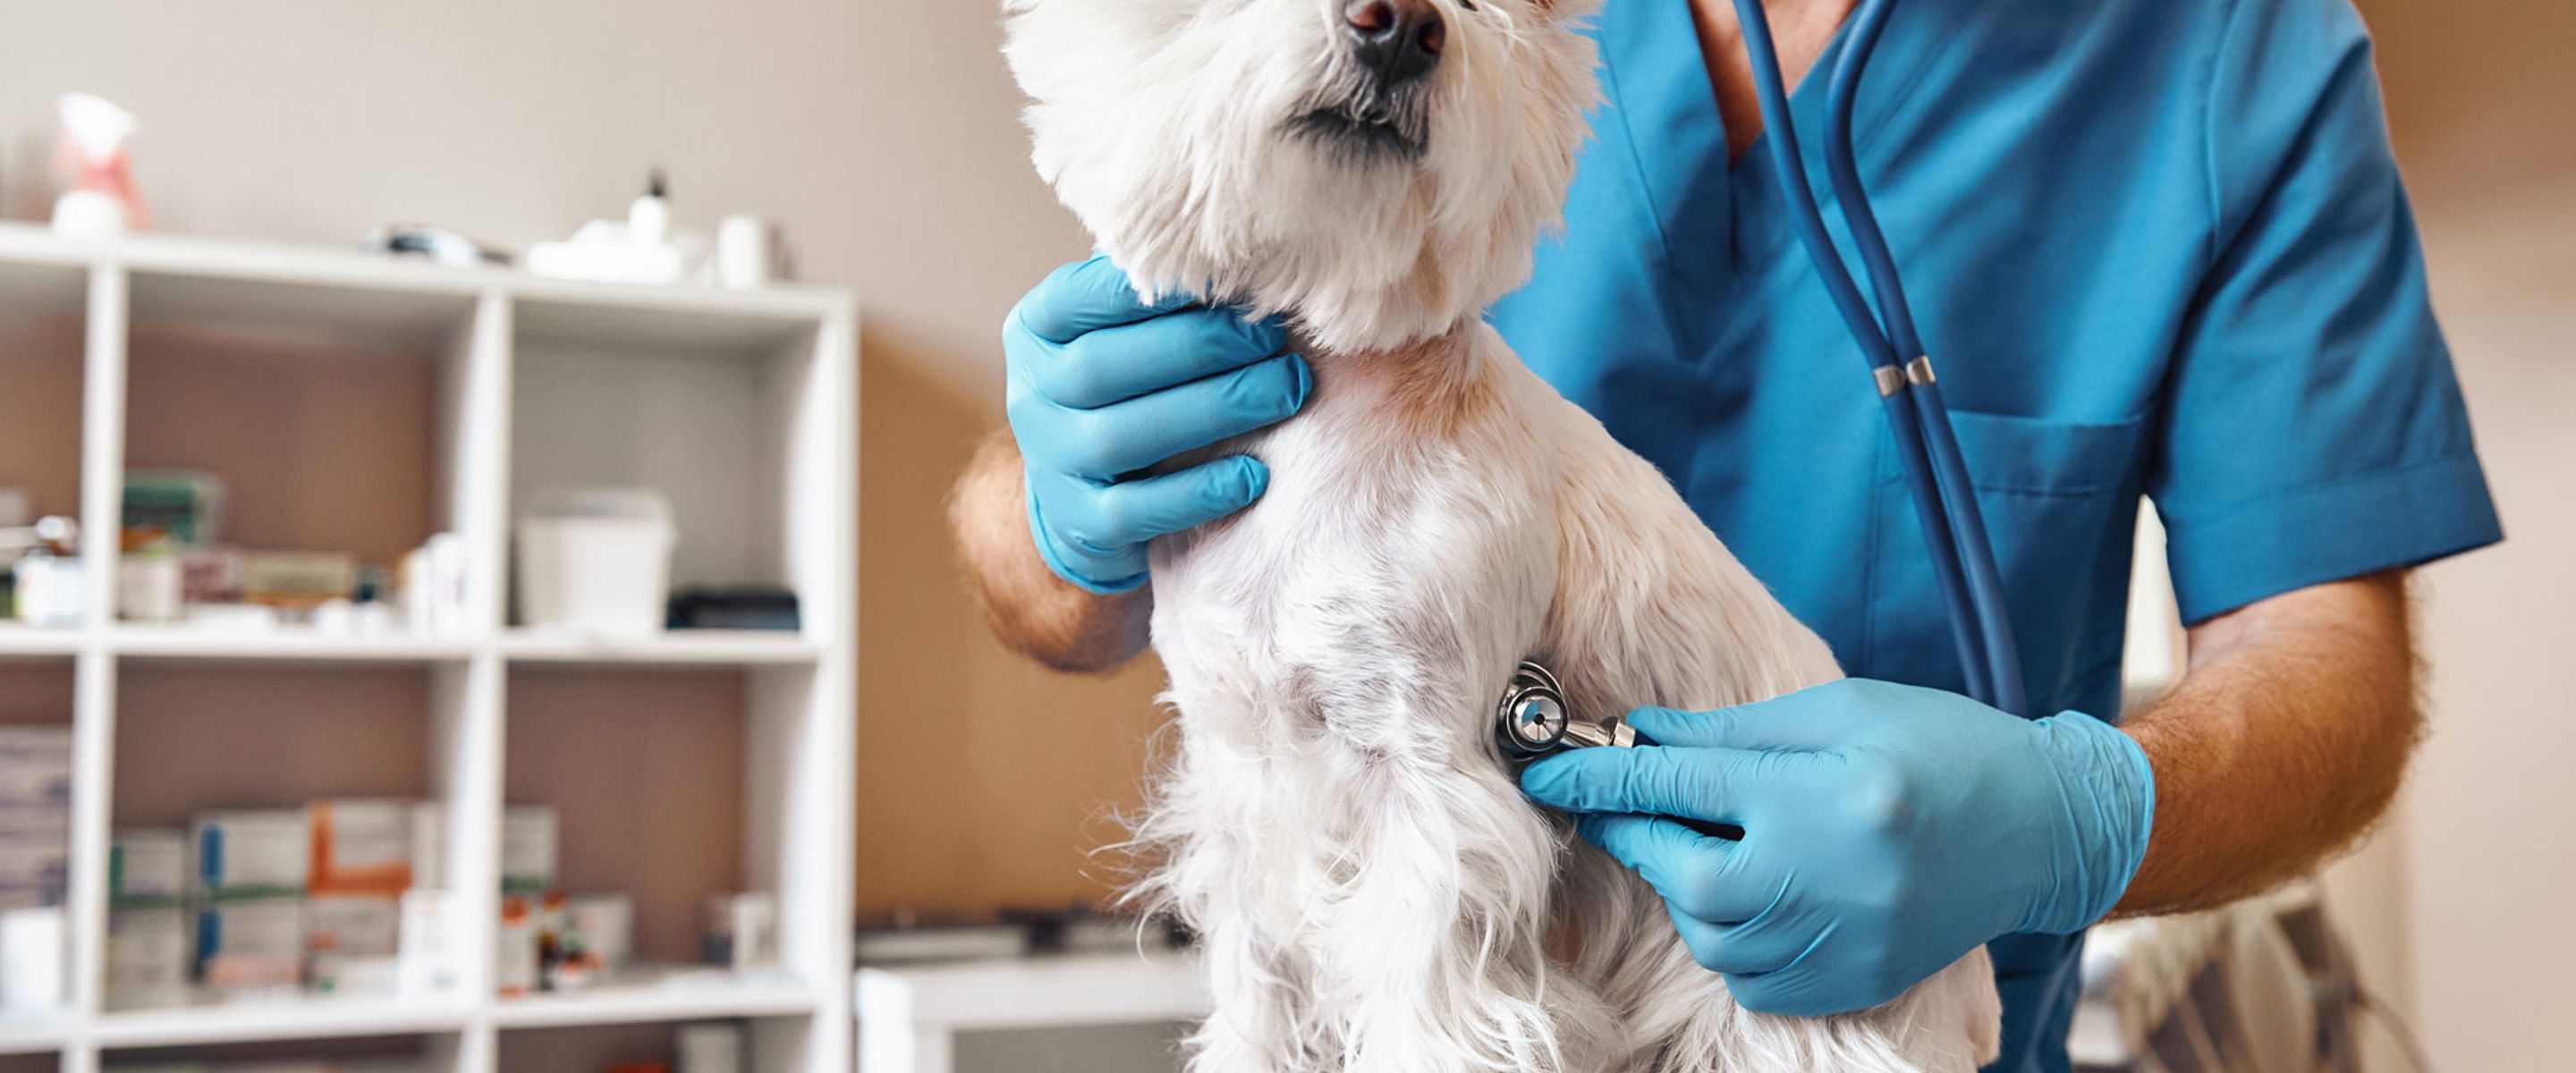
503;667;749;972
497;1016;805;1073
502;663;835;1001
505;295;845;649
122;307;449;569
107;661;481;1021
0;259;90;637
118;269;495;641
114;663;442;826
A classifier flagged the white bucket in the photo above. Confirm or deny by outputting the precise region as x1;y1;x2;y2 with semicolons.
515;488;675;638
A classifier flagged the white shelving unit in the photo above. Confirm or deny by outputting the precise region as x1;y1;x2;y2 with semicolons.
0;223;856;1073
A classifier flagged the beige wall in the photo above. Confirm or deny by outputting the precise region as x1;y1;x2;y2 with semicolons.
0;0;1164;920
2354;2;2575;1069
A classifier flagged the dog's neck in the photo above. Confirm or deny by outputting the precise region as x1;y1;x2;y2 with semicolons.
1293;320;1494;435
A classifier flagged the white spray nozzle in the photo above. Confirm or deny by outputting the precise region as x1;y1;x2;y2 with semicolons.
58;93;137;163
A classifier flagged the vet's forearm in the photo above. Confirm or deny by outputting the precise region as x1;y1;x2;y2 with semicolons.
2110;570;2418;917
948;427;1154;673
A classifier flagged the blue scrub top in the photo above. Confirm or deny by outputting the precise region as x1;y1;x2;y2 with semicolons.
1487;0;2503;1068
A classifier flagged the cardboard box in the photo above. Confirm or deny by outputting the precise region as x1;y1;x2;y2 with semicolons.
197;898;302;993
308;800;441;896
191;810;309;897
0;806;71;897
0;727;72;807
106;906;191;1010
304;895;401;995
112;829;188;906
564;893;631;974
241;552;357;611
500;807;555;894
495;895;537;998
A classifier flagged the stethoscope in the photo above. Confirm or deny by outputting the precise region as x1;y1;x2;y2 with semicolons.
1496;0;2027;761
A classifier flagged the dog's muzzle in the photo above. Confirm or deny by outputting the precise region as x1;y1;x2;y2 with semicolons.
1286;0;1441;160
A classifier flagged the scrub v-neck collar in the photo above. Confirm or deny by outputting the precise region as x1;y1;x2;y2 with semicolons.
1596;0;1956;353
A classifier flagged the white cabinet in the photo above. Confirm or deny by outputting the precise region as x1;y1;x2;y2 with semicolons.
0;224;854;1073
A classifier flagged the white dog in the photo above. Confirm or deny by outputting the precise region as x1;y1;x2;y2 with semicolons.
1000;0;2003;1069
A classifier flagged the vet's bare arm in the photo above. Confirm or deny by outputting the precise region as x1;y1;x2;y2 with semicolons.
949;427;1154;674
2113;570;2417;916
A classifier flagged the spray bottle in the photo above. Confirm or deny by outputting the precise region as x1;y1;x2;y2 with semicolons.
52;93;147;239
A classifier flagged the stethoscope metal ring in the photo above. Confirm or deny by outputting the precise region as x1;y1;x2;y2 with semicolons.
1496;660;1572;756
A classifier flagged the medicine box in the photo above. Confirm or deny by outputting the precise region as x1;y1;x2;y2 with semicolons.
197;897;303;993
501;806;556;894
0;805;71;899
123;469;226;545
241;552;358;611
495;894;538;998
106;906;191;1010
0;727;72;807
112;829;188;906
191;810;309;898
309;799;442;895
305;894;401;995
565;893;632;973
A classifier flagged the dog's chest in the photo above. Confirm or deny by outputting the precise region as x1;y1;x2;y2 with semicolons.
1146;345;1563;737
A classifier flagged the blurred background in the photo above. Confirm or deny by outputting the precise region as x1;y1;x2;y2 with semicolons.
0;0;2563;1071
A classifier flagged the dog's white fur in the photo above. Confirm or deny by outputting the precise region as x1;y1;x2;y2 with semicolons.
1004;0;2004;1070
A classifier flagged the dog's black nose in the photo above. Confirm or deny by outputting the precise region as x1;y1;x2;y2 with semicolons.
1344;0;1444;87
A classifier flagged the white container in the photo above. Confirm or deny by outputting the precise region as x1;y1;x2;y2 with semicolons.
716;215;772;290
678;1021;745;1073
514;488;675;638
394;889;460;999
0;906;64;1011
701;891;778;972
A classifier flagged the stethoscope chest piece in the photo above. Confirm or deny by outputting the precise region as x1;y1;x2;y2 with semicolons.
1497;661;1571;756
1496;660;1637;757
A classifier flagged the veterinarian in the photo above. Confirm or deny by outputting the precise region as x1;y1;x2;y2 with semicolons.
954;0;2501;1069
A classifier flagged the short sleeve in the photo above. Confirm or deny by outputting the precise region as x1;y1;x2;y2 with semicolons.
2150;0;2501;624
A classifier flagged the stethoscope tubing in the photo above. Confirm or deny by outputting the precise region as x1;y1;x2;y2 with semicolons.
1732;0;2029;716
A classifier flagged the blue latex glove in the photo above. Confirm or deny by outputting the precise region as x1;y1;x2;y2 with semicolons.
1004;256;1311;592
1521;679;2154;1017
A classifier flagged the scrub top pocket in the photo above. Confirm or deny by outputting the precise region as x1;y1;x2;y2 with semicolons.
1861;410;2152;719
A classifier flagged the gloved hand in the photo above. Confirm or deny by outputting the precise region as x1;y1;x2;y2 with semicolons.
1004;256;1311;592
1521;678;2154;1017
